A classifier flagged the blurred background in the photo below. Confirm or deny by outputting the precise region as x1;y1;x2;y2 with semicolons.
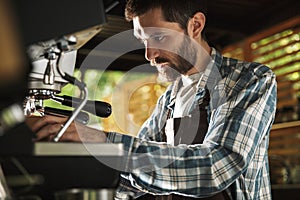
0;0;300;199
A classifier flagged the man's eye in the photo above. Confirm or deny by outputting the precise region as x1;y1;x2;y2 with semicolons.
153;35;165;42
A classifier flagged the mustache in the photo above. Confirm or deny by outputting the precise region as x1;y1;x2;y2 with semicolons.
154;57;170;65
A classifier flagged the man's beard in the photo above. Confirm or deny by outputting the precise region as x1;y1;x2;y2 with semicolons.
156;64;181;82
154;36;197;82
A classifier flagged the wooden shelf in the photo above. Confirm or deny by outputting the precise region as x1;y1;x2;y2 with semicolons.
272;184;300;189
269;120;300;156
272;120;300;130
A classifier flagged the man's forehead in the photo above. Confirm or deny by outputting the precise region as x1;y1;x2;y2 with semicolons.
133;20;184;40
133;17;166;39
132;7;185;40
135;8;165;26
132;8;166;31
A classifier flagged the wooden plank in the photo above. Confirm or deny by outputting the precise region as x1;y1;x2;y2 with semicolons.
243;40;253;62
277;99;298;109
254;50;300;65
247;16;300;44
251;27;300;51
271;120;300;130
269;148;300;156
270;128;300;138
277;80;295;87
252;40;299;59
269;138;300;148
276;65;300;80
277;88;296;99
268;121;300;157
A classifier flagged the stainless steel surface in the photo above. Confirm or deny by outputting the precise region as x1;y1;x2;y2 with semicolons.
55;188;115;200
28;48;77;85
34;142;124;156
24;38;78;117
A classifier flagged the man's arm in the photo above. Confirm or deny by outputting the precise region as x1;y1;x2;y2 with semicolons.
28;115;107;142
107;64;277;197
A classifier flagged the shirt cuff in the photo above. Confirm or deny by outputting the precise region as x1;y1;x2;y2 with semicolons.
107;132;134;152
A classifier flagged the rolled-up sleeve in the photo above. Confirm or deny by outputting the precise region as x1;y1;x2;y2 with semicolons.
108;63;277;199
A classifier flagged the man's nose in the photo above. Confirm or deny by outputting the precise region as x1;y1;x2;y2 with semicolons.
145;47;160;61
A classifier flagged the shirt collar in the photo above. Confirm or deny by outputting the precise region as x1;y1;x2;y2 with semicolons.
168;47;223;106
196;47;223;90
181;73;202;87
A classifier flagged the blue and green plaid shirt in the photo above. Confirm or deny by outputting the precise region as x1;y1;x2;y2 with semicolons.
108;48;277;199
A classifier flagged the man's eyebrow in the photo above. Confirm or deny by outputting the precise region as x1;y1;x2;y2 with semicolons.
150;31;167;37
134;30;167;40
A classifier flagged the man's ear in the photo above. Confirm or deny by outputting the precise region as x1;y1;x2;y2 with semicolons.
187;12;205;39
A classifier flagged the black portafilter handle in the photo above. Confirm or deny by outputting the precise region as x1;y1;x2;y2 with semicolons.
52;95;112;118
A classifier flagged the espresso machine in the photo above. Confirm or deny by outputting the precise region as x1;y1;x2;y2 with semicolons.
24;34;109;141
0;0;108;139
0;0;123;199
24;36;79;118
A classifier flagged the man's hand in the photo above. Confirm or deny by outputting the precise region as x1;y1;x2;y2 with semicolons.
26;115;107;142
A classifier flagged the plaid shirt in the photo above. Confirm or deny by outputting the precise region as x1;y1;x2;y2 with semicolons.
108;48;277;200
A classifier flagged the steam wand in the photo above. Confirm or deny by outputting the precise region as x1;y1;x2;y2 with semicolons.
53;42;88;142
53;86;88;142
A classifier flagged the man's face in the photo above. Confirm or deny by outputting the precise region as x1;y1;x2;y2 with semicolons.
133;8;197;82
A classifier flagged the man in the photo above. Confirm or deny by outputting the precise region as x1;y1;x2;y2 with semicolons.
32;0;277;199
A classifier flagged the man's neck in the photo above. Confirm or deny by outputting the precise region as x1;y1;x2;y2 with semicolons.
185;41;212;76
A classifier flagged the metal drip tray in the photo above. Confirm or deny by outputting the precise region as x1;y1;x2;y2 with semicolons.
33;142;123;156
55;188;115;200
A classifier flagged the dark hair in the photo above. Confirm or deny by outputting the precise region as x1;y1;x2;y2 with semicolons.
125;0;207;40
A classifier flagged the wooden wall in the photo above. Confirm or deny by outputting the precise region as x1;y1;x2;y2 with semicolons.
223;16;300;123
223;16;300;187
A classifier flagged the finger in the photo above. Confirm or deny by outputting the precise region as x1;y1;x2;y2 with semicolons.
74;123;107;143
56;122;84;142
31;115;67;132
35;123;63;141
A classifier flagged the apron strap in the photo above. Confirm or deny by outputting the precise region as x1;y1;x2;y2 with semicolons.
137;90;230;199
